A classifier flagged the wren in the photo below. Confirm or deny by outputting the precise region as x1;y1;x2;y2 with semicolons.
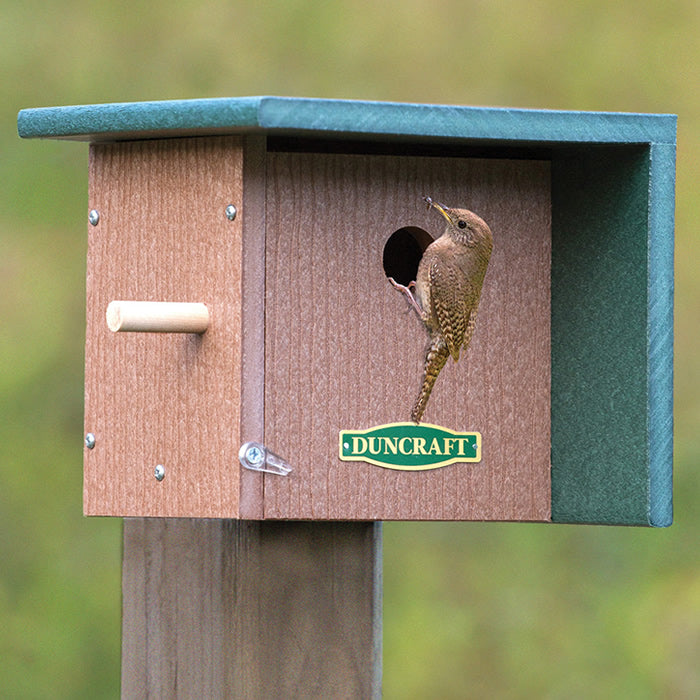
389;197;493;423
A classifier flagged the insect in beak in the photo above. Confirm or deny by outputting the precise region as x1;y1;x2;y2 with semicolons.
423;196;452;224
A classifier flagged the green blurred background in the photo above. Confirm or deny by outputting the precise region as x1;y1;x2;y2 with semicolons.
2;0;698;697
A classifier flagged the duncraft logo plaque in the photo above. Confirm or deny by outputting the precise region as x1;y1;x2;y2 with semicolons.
339;422;481;471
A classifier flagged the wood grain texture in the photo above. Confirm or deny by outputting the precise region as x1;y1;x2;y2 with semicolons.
121;518;382;698
84;137;244;517
238;136;267;519
264;153;551;520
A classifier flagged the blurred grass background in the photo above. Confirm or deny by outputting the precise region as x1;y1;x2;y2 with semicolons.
2;0;698;697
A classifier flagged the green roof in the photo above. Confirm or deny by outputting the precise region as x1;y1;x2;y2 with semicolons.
18;96;676;144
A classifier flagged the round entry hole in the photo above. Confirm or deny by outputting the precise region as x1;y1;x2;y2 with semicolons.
382;227;434;286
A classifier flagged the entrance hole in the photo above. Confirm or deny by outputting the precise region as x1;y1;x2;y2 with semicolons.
382;227;434;286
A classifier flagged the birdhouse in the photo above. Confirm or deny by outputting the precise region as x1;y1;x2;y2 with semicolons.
18;97;676;525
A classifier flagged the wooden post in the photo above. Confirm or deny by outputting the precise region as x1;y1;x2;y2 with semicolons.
121;519;382;698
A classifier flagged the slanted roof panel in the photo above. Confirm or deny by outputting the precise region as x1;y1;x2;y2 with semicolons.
18;96;677;145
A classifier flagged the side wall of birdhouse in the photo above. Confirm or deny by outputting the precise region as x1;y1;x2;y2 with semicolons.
550;144;669;525
84;136;253;517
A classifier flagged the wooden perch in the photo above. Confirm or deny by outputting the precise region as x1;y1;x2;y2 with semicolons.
106;301;209;333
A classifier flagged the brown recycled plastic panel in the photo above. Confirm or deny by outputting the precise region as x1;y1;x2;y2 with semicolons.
84;137;245;517
263;152;551;520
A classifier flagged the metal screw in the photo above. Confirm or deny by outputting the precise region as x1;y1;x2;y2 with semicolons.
85;433;96;449
225;204;237;221
88;209;100;226
154;464;165;481
244;444;264;467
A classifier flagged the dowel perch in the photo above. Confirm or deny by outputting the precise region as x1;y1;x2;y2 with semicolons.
106;301;209;333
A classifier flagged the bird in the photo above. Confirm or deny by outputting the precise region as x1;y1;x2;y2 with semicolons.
389;196;493;423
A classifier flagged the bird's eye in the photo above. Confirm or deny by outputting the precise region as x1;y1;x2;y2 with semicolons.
458;220;467;229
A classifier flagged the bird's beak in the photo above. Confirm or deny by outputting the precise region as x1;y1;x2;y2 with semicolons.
424;197;453;224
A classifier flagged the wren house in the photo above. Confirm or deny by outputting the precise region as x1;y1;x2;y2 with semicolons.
18;97;675;525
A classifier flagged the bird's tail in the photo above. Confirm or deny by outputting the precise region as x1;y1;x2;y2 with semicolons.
411;336;450;423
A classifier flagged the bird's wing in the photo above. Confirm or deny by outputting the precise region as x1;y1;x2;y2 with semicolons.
429;260;475;362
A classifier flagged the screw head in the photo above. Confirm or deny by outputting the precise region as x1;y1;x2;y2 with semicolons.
85;433;96;449
154;464;165;481
225;204;237;221
88;209;100;226
245;445;264;467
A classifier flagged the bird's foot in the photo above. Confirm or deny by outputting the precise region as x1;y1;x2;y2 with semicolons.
387;276;415;291
387;277;423;318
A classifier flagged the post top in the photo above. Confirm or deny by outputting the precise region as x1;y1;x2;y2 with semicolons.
18;96;676;146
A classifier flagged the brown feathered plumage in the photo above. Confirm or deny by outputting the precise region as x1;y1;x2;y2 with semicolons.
390;197;493;423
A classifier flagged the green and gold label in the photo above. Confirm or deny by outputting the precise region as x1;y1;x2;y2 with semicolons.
339;422;481;471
